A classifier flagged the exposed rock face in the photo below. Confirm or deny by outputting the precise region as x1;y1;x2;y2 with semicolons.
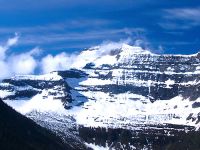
78;44;200;102
0;72;72;107
0;44;200;132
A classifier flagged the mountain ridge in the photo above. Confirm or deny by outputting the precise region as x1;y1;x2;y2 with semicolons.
0;44;199;143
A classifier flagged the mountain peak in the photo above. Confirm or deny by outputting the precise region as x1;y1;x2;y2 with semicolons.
121;43;153;55
72;43;154;69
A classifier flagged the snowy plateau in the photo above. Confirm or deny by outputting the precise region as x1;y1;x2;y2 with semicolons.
1;44;200;149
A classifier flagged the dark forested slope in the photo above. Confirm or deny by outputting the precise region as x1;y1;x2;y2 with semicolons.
0;99;84;150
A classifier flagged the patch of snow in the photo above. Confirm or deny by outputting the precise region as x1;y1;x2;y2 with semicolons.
12;71;62;81
196;66;200;70
165;79;175;88
65;90;200;129
0;91;15;98
4;90;66;114
93;55;117;67
166;67;175;71
80;78;114;86
85;143;109;150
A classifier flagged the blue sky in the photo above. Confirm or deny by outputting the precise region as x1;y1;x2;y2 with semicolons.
0;0;200;55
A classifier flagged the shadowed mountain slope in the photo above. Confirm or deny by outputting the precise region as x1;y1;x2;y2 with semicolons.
0;99;86;150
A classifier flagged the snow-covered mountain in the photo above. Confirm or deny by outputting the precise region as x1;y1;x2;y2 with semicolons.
0;44;200;148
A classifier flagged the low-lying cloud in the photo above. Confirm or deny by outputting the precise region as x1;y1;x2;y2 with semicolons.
0;34;39;79
0;35;150;79
9;51;37;75
41;53;78;74
0;33;19;60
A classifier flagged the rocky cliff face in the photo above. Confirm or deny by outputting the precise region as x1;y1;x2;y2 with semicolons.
80;44;200;101
0;44;200;132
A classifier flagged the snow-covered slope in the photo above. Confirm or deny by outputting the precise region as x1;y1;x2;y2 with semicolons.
71;44;153;69
1;44;200;133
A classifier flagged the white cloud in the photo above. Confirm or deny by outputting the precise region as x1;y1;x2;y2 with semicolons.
164;7;200;22
160;7;200;30
0;35;19;79
7;33;19;47
27;47;42;56
0;34;83;77
0;34;39;79
0;33;19;60
0;61;10;79
9;53;37;75
93;38;132;55
0;25;145;50
41;52;77;74
0;46;6;60
134;39;144;47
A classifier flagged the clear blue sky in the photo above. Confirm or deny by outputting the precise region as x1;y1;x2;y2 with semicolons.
0;0;200;54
